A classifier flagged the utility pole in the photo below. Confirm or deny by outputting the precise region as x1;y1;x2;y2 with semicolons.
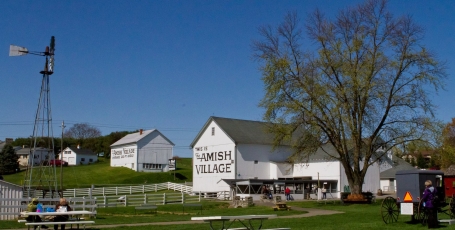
60;120;66;193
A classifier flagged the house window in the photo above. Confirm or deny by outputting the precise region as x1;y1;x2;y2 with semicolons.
254;160;258;164
81;158;85;162
89;159;93;162
212;127;215;136
65;151;71;154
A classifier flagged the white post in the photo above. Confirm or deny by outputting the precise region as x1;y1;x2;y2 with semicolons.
144;194;147;204
181;192;184;204
163;193;166;205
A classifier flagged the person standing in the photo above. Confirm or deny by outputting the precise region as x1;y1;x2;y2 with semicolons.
322;186;327;200
285;187;291;201
422;180;439;229
53;198;72;230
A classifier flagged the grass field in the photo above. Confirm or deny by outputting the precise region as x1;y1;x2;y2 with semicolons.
3;199;455;230
2;158;193;188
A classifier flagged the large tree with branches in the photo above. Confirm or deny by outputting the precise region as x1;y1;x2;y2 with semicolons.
253;0;446;194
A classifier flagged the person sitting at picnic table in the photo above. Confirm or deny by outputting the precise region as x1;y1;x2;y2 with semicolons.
26;198;48;229
53;198;72;230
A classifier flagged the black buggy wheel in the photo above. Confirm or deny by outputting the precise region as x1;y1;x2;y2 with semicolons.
381;196;400;224
418;199;428;226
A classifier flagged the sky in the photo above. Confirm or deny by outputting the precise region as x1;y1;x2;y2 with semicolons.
1;0;454;158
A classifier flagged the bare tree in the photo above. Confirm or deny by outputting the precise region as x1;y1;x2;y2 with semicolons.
64;123;102;139
253;0;446;194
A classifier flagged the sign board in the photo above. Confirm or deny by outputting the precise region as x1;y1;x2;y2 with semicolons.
169;159;176;171
401;203;413;215
403;191;413;202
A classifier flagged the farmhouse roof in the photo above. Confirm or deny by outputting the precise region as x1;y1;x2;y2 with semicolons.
380;156;417;179
190;116;281;147
16;147;52;155
443;164;455;176
67;147;97;155
110;129;175;147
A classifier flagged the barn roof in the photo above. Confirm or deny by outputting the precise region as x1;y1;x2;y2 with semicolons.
111;129;175;147
190;116;280;147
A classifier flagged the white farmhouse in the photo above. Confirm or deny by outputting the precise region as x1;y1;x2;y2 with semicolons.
59;146;97;165
110;129;174;172
190;116;381;199
16;147;53;166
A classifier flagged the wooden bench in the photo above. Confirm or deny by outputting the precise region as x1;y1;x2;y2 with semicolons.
273;203;291;211
134;205;157;214
182;203;202;214
24;221;95;230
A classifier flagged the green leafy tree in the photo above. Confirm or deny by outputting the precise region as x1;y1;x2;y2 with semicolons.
253;0;446;194
440;118;455;168
416;152;427;169
0;144;19;175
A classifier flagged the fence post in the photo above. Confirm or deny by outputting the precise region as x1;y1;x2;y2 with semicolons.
73;189;76;197
103;196;107;206
182;192;184;204
130;186;132;194
124;195;127;207
199;192;201;202
116;187;118;195
142;185;145;194
163;193;166;205
103;187;105;196
155;184;157;192
144;194;147;204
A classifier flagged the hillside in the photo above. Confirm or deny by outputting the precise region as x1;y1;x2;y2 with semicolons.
2;158;193;188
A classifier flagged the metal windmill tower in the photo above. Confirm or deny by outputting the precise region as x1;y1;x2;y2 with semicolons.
10;36;60;198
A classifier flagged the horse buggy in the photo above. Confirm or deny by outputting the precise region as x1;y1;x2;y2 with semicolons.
381;169;455;225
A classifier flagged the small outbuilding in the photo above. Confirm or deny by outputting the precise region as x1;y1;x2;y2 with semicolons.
59;146;97;165
110;129;174;172
443;164;455;198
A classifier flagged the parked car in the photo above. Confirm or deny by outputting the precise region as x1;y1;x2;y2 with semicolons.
49;159;68;166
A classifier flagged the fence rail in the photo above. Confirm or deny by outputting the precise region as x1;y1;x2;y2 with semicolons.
63;182;193;197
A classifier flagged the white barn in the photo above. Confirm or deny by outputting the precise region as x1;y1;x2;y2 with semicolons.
190;116;381;199
59;146;98;165
110;129;174;172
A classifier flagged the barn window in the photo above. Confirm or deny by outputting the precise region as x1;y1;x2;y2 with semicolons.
254;160;258;164
212;127;215;136
81;158;85;162
89;159;93;162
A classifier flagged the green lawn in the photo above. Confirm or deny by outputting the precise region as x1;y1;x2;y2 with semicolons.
3;200;455;230
2;158;193;188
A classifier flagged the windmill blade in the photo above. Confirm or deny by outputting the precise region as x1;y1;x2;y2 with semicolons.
9;45;28;56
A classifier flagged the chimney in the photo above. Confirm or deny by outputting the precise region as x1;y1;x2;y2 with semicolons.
140;129;143;135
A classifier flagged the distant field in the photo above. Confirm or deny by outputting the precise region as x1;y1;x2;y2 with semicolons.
2;158;193;188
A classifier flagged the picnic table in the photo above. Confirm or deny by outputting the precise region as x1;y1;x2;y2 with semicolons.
20;211;95;230
191;214;284;230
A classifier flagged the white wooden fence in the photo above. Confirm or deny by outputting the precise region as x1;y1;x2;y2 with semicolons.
63;182;194;197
